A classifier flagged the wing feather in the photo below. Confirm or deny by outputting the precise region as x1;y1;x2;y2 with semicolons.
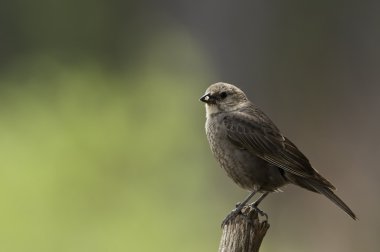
223;112;329;182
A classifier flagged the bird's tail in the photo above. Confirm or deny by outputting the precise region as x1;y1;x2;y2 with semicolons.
308;179;357;220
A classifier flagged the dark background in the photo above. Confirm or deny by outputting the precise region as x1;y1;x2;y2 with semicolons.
0;1;379;251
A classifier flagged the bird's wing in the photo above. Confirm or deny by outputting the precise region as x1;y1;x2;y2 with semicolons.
223;112;320;179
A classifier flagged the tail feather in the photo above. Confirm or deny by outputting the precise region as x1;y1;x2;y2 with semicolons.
308;180;357;220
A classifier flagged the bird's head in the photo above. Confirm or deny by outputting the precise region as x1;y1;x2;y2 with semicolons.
200;82;249;116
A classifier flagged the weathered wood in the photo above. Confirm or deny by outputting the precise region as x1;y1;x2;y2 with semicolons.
218;206;270;252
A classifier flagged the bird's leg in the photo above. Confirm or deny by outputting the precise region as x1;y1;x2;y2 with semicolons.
248;192;269;219
221;190;257;227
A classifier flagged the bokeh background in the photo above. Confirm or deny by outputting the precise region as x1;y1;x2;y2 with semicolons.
0;1;379;251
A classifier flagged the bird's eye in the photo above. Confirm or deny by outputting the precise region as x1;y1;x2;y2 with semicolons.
220;92;228;99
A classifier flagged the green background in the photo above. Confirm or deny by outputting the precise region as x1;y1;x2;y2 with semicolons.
0;1;378;251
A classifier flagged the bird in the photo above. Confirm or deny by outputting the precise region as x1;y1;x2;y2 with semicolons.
199;82;356;226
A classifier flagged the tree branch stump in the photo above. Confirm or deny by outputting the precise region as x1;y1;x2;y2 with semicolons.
218;206;270;252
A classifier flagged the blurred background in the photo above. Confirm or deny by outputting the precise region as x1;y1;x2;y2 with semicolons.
0;1;379;251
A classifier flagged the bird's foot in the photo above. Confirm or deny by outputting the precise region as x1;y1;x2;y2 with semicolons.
248;203;268;220
221;207;242;227
221;205;256;227
221;201;246;227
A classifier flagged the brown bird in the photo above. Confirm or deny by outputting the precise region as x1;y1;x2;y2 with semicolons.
200;82;356;226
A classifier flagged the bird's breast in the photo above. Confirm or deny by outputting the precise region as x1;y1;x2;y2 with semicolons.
205;116;287;191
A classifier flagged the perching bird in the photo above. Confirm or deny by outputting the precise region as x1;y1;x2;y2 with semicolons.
200;82;356;225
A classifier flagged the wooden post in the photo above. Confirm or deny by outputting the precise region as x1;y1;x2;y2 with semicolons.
218;206;270;252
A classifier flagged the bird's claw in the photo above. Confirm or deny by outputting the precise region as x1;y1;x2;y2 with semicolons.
221;206;257;228
221;208;242;227
250;204;268;220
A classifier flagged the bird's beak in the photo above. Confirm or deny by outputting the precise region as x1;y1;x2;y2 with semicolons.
200;93;216;104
